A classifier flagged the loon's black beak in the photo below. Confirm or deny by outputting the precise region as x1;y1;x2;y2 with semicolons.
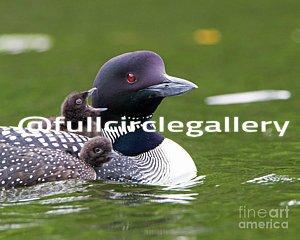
89;107;108;116
140;74;198;98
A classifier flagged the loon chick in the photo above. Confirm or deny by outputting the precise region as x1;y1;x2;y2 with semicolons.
79;136;113;167
39;88;106;138
59;87;107;137
0;136;112;190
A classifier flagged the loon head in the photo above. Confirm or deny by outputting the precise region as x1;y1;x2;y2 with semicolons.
61;88;107;123
79;136;116;167
92;51;198;121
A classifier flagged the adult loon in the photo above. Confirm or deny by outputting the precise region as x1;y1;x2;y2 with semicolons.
0;136;113;190
92;50;198;185
0;51;198;186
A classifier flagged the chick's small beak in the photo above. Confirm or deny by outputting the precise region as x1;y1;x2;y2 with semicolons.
82;87;98;99
88;87;98;97
84;88;108;115
106;151;119;161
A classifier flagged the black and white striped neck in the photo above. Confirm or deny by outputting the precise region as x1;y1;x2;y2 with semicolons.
101;115;153;143
101;115;164;156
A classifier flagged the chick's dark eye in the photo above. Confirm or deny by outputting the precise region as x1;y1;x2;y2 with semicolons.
75;99;83;105
126;73;136;84
93;148;103;154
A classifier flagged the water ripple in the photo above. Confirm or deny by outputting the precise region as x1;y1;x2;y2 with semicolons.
45;205;89;215
0;223;39;231
244;173;295;185
0;180;89;204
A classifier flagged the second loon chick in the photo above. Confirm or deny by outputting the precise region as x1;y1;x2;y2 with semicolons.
79;136;113;167
0;136;112;190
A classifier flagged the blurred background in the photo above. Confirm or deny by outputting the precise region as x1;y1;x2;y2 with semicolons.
0;1;299;240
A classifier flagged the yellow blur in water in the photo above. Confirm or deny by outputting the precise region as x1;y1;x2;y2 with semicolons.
193;29;221;45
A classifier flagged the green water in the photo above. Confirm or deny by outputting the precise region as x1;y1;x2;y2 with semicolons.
0;0;299;239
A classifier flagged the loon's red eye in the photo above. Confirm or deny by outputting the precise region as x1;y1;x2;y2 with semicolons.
127;73;136;84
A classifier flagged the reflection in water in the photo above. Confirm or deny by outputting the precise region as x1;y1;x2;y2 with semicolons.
0;180;89;203
0;176;205;205
0;180;93;231
0;176;205;237
0;223;39;231
0;176;205;233
45;205;89;215
244;173;295;185
103;189;198;205
97;175;205;205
